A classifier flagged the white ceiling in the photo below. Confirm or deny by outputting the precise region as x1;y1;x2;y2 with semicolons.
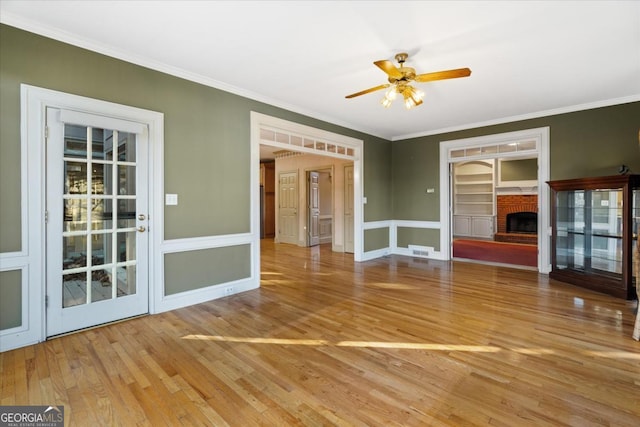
2;1;639;141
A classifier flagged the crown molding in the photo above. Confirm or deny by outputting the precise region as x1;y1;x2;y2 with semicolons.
393;94;640;141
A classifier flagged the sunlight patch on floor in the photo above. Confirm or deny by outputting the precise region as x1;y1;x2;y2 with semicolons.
182;334;499;352
583;351;640;359
181;334;640;359
336;341;501;352
183;335;329;346
511;348;556;355
366;282;417;290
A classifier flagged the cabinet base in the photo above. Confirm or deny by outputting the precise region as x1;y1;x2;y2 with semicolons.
550;270;636;300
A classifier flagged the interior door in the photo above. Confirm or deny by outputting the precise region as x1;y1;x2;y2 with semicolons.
278;171;298;245
308;171;320;246
46;108;149;337
344;165;354;253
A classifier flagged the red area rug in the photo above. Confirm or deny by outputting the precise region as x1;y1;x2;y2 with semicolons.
453;239;537;267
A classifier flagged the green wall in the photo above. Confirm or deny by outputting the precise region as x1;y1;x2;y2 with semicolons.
0;270;21;330
500;158;538;182
164;245;251;295
364;228;389;252
362;138;393;222
397;228;440;251
391;138;441;221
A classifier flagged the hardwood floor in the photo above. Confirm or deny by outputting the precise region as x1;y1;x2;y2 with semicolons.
2;240;639;426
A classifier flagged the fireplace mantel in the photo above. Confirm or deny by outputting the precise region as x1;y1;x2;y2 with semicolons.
495;185;538;195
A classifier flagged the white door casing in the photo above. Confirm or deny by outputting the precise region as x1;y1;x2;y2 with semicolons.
5;84;164;351
439;127;551;273
45;108;150;336
251;112;363;261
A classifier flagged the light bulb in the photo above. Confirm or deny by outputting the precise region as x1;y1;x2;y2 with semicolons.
381;97;393;108
384;87;397;101
404;97;416;109
413;88;424;102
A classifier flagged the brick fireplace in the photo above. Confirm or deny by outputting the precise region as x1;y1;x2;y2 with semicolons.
495;194;538;244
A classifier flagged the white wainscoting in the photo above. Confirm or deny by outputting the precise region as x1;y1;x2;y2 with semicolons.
0;260;34;352
319;215;333;244
156;233;259;313
362;220;444;261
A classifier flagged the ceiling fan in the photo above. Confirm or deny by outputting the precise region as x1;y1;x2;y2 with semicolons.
346;52;471;109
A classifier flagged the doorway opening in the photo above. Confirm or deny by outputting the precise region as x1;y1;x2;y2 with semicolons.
440;127;551;273
251;113;363;275
265;153;353;252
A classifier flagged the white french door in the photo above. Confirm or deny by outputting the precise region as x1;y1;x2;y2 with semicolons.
46;108;149;336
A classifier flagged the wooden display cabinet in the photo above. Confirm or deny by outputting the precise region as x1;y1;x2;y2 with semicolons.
548;174;639;299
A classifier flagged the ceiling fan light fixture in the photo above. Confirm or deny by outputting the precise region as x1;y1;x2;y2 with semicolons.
384;87;397;101
401;85;424;110
413;87;424;102
346;52;470;110
381;86;398;107
404;96;417;110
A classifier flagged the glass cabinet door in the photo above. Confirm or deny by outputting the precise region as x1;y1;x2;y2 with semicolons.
554;190;583;271
555;188;623;276
589;189;623;275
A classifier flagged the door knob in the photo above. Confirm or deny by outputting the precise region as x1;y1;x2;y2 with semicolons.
137;226;146;232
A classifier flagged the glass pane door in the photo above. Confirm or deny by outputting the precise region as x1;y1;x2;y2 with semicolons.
62;125;138;307
46;108;148;337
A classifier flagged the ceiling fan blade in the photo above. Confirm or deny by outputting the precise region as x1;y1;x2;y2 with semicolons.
374;60;403;80
345;84;390;99
414;67;471;83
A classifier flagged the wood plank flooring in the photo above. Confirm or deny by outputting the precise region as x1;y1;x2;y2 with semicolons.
2;239;639;426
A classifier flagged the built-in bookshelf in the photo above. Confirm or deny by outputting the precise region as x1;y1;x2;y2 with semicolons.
453;160;495;238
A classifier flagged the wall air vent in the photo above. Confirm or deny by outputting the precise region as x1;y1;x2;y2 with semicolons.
409;245;433;258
